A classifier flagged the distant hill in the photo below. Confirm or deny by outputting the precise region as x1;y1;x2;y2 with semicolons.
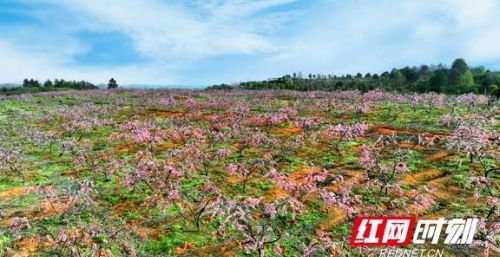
0;83;20;88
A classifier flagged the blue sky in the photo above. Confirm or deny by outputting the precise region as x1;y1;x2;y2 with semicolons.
1;0;500;85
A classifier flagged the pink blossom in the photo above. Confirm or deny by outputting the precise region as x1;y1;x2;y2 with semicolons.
319;190;337;207
358;146;375;167
264;203;277;219
215;149;231;158
273;244;283;255
183;98;197;110
243;198;261;208
287;197;304;213
8;217;30;233
168;190;179;200
395;162;408;173
159;97;177;107
226;163;238;173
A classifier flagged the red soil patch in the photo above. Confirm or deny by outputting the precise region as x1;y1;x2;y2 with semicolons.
370;125;449;137
270;126;302;136
155;141;177;151
65;166;87;176
348;145;362;152
401;169;443;186
289;166;321;183
135;226;160;240
145;109;185;118
420;209;452;220
226;175;240;184
426;150;449;162
13;234;43;256
318;207;346;231
325;170;365;191
373;126;398;135
114;146;133;154
111;141;136;155
184;241;237;257
31;200;75;218
202;114;220;122
175;242;193;255
0;187;32;198
398;142;427;151
263;188;291;202
114;200;131;212
427;175;469;202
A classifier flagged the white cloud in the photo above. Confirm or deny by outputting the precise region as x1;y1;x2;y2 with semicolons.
2;0;500;85
256;0;500;77
3;0;299;84
40;0;297;60
0;40;176;84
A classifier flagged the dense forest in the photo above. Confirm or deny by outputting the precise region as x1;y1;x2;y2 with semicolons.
0;78;118;95
209;58;500;96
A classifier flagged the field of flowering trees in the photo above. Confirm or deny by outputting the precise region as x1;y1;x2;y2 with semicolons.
0;89;498;257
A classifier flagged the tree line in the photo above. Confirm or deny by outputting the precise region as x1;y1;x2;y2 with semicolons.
208;58;500;96
0;78;119;95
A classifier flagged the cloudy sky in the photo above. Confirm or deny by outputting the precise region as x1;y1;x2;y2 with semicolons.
1;0;500;85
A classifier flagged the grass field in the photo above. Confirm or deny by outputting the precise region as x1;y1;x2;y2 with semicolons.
0;89;498;257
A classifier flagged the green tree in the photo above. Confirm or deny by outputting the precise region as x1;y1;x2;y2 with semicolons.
451;58;468;73
447;58;475;93
428;70;448;93
43;80;53;88
458;70;475;93
488;84;498;95
108;78;118;89
22;79;40;88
